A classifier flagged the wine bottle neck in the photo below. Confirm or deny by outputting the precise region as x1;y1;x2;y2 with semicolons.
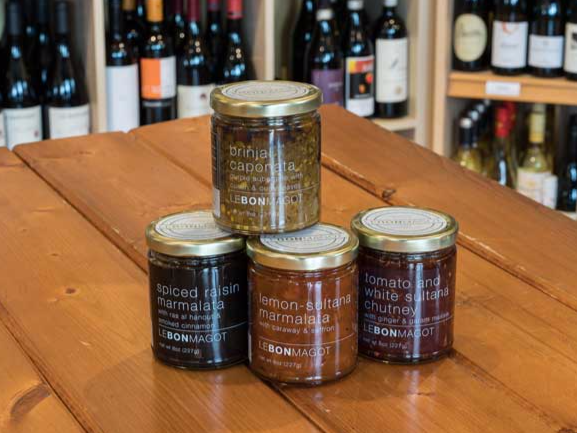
110;0;125;36
6;3;23;37
55;1;71;36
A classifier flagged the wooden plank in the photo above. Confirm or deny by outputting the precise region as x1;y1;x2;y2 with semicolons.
315;105;577;312
448;71;577;106
0;324;85;433
130;120;577;430
0;149;320;433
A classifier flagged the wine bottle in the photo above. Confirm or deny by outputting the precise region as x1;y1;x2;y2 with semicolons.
177;0;214;118
137;0;147;22
23;0;36;61
343;0;375;117
205;0;224;77
492;0;529;75
2;1;42;149
107;0;140;132
528;0;565;78
292;0;316;82
517;109;551;203
140;0;177;124
124;0;145;59
452;0;490;71
306;0;344;106
330;0;343;45
171;0;187;54
557;115;577;219
565;3;577;80
45;1;90;140
487;107;516;187
33;0;51;97
453;116;483;173
373;0;408;118
220;0;253;84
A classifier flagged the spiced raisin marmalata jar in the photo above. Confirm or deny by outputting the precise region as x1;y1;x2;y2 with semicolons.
247;224;359;385
145;210;248;369
210;80;322;235
351;207;459;364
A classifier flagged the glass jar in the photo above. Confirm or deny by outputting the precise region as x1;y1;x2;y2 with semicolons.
351;207;459;364
210;81;322;235
247;224;359;385
145;210;247;369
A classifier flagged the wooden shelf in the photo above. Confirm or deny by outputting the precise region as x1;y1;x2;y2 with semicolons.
448;71;577;106
371;117;417;132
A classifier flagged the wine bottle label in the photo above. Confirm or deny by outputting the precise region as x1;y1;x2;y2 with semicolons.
4;106;42;150
345;55;375;117
375;38;408;103
177;84;215;118
561;211;577;221
491;20;529;69
542;174;558;209
516;168;549;204
0;111;5;148
141;56;177;100
48;104;90;139
311;68;344;106
529;35;564;69
106;64;140;132
565;23;577;73
453;13;488;62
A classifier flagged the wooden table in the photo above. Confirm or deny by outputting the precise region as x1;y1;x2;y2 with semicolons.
1;105;576;433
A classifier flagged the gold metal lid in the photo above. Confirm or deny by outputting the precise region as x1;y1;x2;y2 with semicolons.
210;80;323;118
351;207;459;254
145;210;245;257
247;223;358;271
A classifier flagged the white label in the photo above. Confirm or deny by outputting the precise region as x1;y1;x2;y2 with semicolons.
177;84;215;118
222;81;310;102
0;111;5;148
516;169;550;203
529;35;564;68
48;104;90;139
4;106;42;150
260;225;350;254
565;23;577;73
542;174;558;209
561;211;577;221
155;211;229;241
376;38;408;103
361;208;448;236
491;20;529;69
106;64;140;132
485;81;521;97
345;55;375;117
453;13;488;62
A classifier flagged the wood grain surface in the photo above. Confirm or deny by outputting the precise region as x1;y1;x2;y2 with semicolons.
0;149;320;433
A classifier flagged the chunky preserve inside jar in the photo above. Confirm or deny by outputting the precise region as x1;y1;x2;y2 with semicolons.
211;81;322;234
351;207;459;364
145;211;247;369
247;224;359;385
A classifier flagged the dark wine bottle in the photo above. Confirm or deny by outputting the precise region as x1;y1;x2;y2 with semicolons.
137;0;147;22
23;0;36;61
373;0;408;118
205;0;224;77
124;0;146;59
45;0;91;139
306;0;344;106
220;0;253;84
452;0;490;71
343;0;375;117
330;0;343;45
2;1;42;149
565;3;577;80
171;0;187;54
107;0;140;131
27;0;51;99
528;0;564;77
177;0;214;118
140;0;177;124
492;0;529;75
557;115;577;218
292;0;316;82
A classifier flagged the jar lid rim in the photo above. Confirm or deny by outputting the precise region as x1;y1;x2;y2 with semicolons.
211;80;323;118
145;210;245;257
247;223;359;271
351;206;459;254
